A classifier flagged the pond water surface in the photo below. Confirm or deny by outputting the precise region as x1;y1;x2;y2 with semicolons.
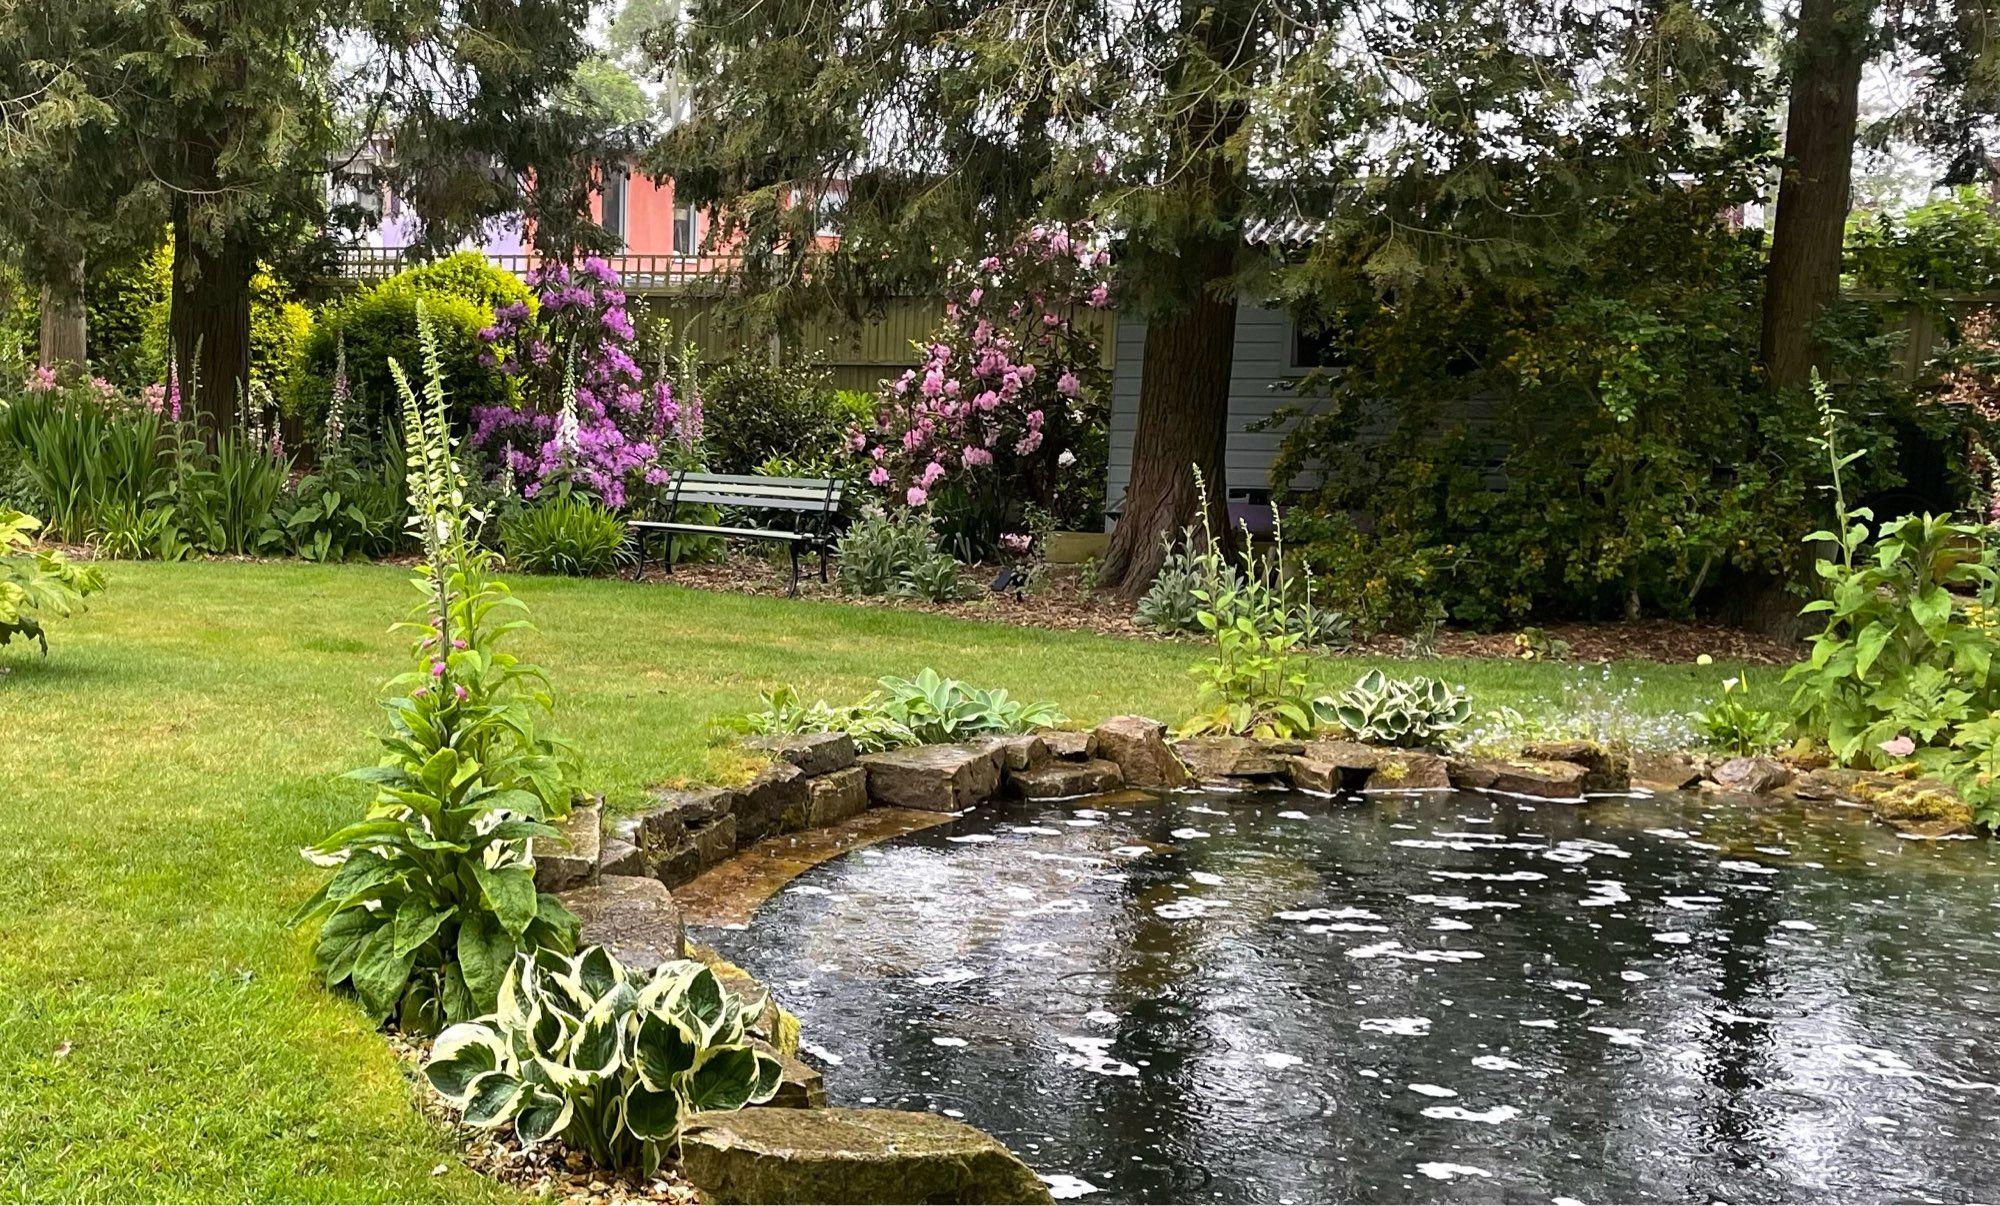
701;787;2000;1204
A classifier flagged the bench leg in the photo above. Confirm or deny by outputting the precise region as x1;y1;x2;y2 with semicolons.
788;543;801;597
629;528;645;580
664;533;675;574
819;542;829;584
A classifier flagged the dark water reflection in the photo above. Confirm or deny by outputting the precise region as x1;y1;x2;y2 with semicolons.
701;788;2000;1204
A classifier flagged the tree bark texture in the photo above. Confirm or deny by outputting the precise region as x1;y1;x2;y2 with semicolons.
170;213;253;431
37;256;86;372
1760;0;1875;389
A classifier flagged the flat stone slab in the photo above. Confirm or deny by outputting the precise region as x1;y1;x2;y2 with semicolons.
1709;755;1791;795
657;813;739;889
1173;736;1289;782
560;874;684;971
673;808;956;927
1451;757;1590;800
1009;758;1124;799
533;801;601;893
745;731;858;777
859;743;1003;811
598;836;646;878
806;765;870;828
1040;730;1098;761
990;733;1049;772
1092;716;1190;789
1286;741;1446;792
1522;740;1631;793
636;786;735;852
680;1107;1053;1205
1631;749;1703;792
738;762;811;842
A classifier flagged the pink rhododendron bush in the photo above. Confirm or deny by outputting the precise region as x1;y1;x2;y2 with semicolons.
856;224;1113;553
471;258;701;507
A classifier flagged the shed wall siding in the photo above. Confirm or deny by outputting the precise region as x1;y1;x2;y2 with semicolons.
1104;303;1309;520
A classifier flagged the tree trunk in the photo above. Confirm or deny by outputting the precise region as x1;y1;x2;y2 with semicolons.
1760;0;1875;389
37;256;86;373
170;214;253;431
1098;246;1239;598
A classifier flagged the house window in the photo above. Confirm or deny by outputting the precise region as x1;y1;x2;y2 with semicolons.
672;202;701;255
600;168;629;245
1291;319;1343;369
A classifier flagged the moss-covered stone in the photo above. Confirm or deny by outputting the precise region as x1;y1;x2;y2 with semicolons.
680;1107;1054;1205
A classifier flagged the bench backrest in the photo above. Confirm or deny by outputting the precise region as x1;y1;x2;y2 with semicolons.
663;471;843;513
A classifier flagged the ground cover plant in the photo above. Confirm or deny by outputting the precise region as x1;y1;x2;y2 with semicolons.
0;508;103;651
0;552;1774;1200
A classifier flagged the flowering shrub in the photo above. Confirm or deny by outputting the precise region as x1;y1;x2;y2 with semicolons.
855;224;1112;554
472;258;701;508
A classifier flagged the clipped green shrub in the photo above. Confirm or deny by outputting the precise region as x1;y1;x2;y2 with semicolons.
290;252;528;436
501;493;632;576
699;356;865;475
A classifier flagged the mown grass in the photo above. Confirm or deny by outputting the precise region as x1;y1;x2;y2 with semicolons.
0;559;1784;1202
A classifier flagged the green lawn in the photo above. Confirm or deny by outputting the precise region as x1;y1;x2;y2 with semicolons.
0;559;1783;1202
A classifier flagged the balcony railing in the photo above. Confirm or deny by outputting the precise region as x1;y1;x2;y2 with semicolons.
331;248;744;292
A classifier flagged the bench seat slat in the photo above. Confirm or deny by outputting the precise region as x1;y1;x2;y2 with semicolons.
668;493;833;511
629;520;810;542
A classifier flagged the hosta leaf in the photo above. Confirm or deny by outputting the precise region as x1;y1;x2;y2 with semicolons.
624;1081;683;1142
426;1023;507;1102
514;1087;573;1146
683;1045;762;1112
633;1010;700;1092
461;1070;525;1128
576;946;623;1001
749;1050;784;1104
567;1000;625;1081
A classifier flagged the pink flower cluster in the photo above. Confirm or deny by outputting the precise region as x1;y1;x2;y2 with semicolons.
470;258;701;508
857;224;1112;521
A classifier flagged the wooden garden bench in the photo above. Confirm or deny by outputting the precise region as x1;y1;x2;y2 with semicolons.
629;471;844;593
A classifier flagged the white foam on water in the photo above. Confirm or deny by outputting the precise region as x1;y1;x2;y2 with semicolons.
1588;1026;1645;1047
1056;1036;1139;1078
1409;893;1521;912
914;968;980;986
1550;979;1590;992
1416;1163;1491;1181
1277;810;1311;820
1621;970;1649;982
785;884;832;896
1190;871;1226;886
1074;808;1109;819
1644;828;1693;840
1010;826;1064;836
932;1037;968;1047
947;834;998;844
1306;922;1391;933
1521;1019;1559;1029
1719;859;1780;875
1779;919;1819;931
1042;1174;1102;1200
800;1041;845;1066
1430;917;1474;931
1110;846;1152;858
1710;1010;1773;1026
1186;804;1230;816
1064;819;1101;828
1030;899;1092;915
1665;894;1722;911
1472;1055;1525;1071
1580;880;1631;907
1278;907;1381;922
1755;845;1793;857
1084;1010;1118;1026
1423;1104;1522;1123
1170;827;1210;840
1409;1083;1458;1097
1826;1044;1921;1078
1259;1053;1305;1070
1360;1017;1432;1036
1653;931;1692;944
1432;870;1547;882
1346;941;1485;963
1154;897;1231;920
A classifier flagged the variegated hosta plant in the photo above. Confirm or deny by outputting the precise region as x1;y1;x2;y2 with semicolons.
291;305;582;1035
425;948;785;1173
1320;669;1473;748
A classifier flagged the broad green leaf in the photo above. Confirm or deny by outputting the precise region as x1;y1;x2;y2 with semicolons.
624;1082;683;1142
350;923;418;1022
425;1023;507;1102
514;1087;574;1146
458;910;516;1014
683;1045;762;1112
632;1011;699;1092
393;897;454;959
461;1070;525;1128
473;863;538;937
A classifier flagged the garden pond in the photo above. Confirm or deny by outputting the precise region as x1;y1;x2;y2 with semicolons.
700;787;2000;1204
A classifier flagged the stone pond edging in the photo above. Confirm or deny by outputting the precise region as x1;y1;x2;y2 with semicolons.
518;716;1975;1202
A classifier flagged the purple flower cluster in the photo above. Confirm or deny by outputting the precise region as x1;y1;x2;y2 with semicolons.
858;223;1112;516
470;257;701;508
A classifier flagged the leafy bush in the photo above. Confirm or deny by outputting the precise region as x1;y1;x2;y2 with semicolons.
1321;670;1473;748
699;356;859;475
835;508;935;596
1;509;105;652
291;252;528;438
180;432;290;556
0;385;175;541
897;550;974;602
1698;675;1784;756
424;949;783;1172
501;494;632;576
88;498;192;562
724;669;1065;752
1135;532;1239;635
274;456;409;563
290;306;583;1035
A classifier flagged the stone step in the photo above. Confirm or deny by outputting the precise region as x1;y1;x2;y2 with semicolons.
1449;757;1590;800
559;875;684;972
858;742;1004;812
1039;729;1098;761
1008;758;1123;799
531;801;601;893
680;1107;1054;1205
1091;715;1190;789
743;731;858;776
